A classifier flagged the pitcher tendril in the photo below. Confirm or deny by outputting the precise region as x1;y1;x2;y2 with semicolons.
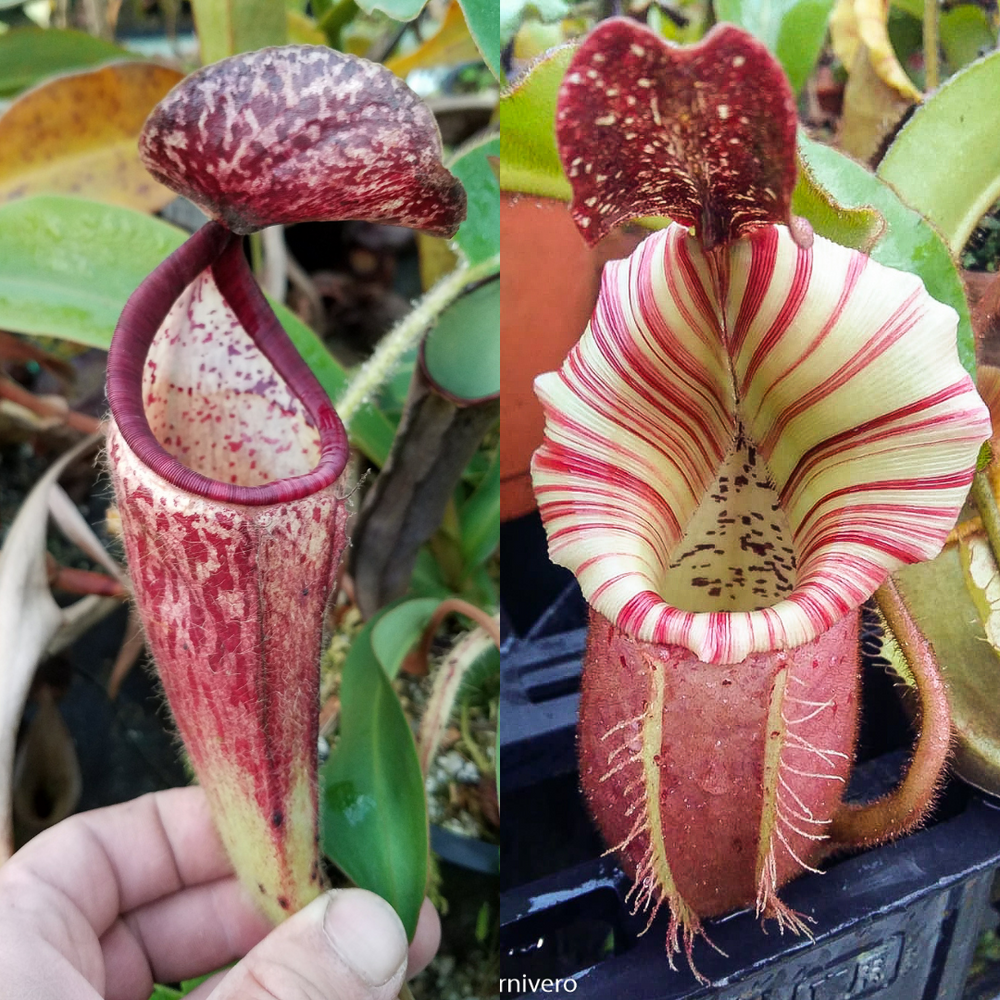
530;17;989;978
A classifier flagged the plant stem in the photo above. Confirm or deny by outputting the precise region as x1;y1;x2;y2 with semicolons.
337;255;498;427
461;701;493;776
924;0;939;91
398;984;415;1000
317;0;358;49
972;468;1000;566
260;226;288;302
424;597;502;649
248;231;264;283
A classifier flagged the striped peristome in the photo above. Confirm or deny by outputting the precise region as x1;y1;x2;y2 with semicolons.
532;223;991;664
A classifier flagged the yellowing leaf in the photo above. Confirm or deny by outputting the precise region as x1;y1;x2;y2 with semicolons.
286;9;326;45
895;542;1000;796
833;0;920;159
831;0;922;99
830;0;862;69
0;61;183;212
839;40;917;161
960;531;1000;650
979;365;1000;498
417;231;459;290
386;1;480;77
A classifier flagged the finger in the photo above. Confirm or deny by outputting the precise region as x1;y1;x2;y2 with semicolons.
181;894;439;1000
406;899;440;979
200;889;410;1000
5;787;231;941
100;875;273;1000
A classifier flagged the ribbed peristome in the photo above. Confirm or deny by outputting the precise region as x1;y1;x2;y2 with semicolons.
532;223;991;663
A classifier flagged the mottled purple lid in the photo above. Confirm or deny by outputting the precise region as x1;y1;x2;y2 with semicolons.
140;45;466;237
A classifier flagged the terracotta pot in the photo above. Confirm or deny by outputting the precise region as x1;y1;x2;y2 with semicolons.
500;193;644;520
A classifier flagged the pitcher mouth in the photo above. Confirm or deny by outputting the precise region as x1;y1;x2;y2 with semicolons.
532;223;989;663
106;221;348;507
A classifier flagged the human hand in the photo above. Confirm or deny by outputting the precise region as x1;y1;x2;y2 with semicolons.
0;786;439;1000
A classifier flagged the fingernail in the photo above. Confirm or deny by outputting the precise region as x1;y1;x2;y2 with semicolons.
323;889;408;987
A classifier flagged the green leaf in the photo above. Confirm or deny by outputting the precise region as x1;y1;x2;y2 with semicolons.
0;27;132;98
449;134;499;267
287;8;328;44
715;0;835;94
457;641;500;711
178;973;217;993
465;561;497;609
353;0;426;21
890;0;923;19
887;8;924;85
314;0;359;48
499;0;570;44
320;614;428;940
190;0;288;63
422;279;499;401
799;135;976;377
458;0;506;81
0;195;186;349
459;449;499;569
409;546;453;599
371;597;441;679
894;546;1000;796
793;151;885;253
270;299;396;467
496;43;574;200
0;196;394;464
878;50;1000;256
149;971;219;1000
940;5;996;73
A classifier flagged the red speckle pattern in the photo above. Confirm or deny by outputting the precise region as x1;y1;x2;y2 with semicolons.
107;422;348;918
140;45;466;236
142;268;319;486
556;19;797;248
106;224;347;506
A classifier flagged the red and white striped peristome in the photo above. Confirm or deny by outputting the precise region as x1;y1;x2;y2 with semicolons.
532;222;992;664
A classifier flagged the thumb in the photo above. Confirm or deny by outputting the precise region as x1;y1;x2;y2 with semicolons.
206;889;410;1000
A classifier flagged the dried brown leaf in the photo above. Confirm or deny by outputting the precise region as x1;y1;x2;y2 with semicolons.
0;435;106;860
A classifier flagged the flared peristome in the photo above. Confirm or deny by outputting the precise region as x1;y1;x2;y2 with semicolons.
533;223;991;663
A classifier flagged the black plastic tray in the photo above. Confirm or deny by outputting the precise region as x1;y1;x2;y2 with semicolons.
499;574;1000;999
